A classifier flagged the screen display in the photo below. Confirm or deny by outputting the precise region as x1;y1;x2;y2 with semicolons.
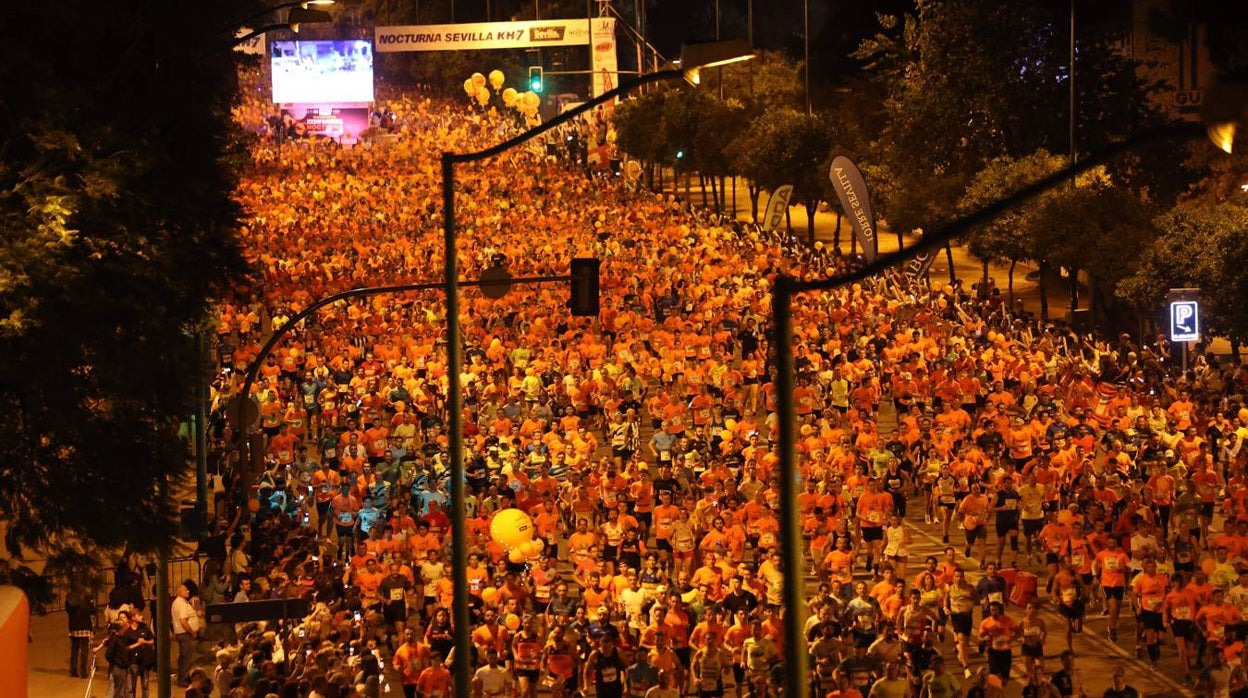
271;40;374;104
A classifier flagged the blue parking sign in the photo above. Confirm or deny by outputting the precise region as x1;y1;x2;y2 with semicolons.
1170;300;1199;342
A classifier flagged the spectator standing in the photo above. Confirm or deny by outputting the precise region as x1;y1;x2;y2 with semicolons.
66;586;96;678
171;581;200;687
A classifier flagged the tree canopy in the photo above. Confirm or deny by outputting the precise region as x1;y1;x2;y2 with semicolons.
1118;197;1248;343
855;0;1169;233
0;0;253;560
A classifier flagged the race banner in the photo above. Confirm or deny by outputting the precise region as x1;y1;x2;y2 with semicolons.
234;28;265;55
376;19;594;52
828;156;878;262
760;185;794;232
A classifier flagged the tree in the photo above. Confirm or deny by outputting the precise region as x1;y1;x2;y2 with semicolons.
613;90;672;189
726;109;834;243
959;151;1070;311
1029;183;1157;326
692;97;750;212
0;0;252;563
855;0;1167;233
1118;196;1248;344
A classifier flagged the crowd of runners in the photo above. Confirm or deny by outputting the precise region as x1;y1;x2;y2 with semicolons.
85;67;1248;698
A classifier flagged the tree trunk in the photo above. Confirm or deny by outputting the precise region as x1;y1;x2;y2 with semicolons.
1087;278;1097;332
850;225;857;255
807;204;817;246
749;183;761;222
833;213;843;253
1068;267;1079;314
896;227;904;252
698;175;709;209
1038;259;1050;321
1007;259;1017;308
944;242;956;283
785;207;792;234
981;259;989;288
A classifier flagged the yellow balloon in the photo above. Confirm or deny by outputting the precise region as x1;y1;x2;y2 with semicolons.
1238;408;1248;423
488;69;505;91
471;72;487;89
504;613;521;631
481;587;500;605
490;508;535;549
502;88;518;107
463;78;476;96
508;547;526;564
476;86;491;107
520;539;540;556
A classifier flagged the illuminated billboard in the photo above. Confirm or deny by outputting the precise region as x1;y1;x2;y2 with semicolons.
271;40;374;104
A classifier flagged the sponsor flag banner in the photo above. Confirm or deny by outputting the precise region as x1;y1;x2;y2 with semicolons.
590;18;618;99
376;19;594;52
901;235;937;291
761;185;794;232
828;156;878;262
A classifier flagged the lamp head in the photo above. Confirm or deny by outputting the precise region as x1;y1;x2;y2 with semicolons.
1202;80;1248;153
288;6;333;33
677;39;755;87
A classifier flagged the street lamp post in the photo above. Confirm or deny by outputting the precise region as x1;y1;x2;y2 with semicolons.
804;0;811;114
441;43;752;698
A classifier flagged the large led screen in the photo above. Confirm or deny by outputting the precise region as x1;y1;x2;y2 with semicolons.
271;40;374;104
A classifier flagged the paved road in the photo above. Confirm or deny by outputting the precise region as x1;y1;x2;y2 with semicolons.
896;512;1193;698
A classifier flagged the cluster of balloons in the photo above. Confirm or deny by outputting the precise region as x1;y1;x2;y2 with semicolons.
461;72;493;107
460;70;542;123
481;587;524;630
483;508;544;628
489;507;544;564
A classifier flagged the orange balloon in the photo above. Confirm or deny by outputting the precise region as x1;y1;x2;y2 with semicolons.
1057;510;1073;525
1202;558;1217;575
504;613;521;631
508;547;526;564
247;498;260;513
481;587;500;605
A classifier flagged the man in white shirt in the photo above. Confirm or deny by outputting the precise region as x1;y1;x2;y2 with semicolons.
472;648;514;698
1128;522;1163;572
171;581;200;687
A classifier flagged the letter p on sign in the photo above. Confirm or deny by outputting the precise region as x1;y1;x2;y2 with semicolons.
1170;300;1199;342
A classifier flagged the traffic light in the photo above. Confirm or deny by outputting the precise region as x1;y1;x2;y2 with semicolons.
528;66;544;92
569;258;600;317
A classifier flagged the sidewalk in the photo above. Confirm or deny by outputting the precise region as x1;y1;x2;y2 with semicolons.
28;610;97;698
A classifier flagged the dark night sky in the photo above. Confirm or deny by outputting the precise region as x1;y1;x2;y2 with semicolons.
453;0;1139;82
